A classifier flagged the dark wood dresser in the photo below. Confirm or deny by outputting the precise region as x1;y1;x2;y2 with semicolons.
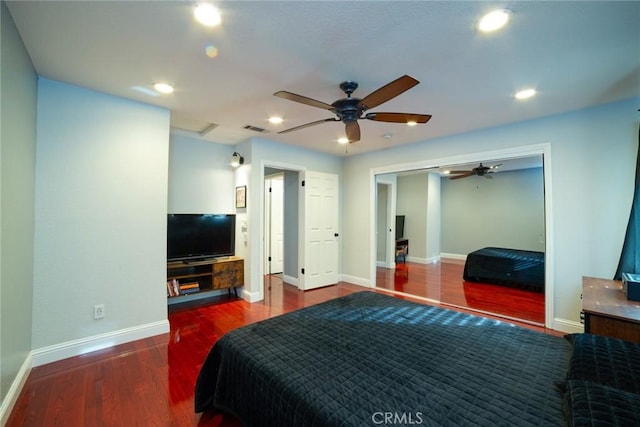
582;276;640;343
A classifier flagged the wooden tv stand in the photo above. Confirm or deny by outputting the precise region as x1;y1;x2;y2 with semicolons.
167;256;244;305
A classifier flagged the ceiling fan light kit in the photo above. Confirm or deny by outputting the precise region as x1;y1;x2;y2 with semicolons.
273;75;432;144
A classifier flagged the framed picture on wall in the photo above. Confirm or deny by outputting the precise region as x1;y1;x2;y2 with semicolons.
236;185;247;208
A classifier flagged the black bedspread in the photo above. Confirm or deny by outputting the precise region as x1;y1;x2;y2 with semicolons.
464;247;545;292
195;291;569;426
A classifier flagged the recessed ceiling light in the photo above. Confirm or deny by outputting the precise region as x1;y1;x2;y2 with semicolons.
194;3;222;27
407;121;417;127
153;83;174;94
269;116;283;125
515;88;536;100
338;137;349;144
478;9;511;33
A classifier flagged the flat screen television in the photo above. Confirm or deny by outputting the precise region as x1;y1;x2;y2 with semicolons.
395;215;405;240
167;214;236;261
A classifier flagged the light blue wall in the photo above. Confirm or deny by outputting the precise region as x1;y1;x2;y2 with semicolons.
168;132;235;214
343;97;639;324
32;79;171;350
1;0;37;408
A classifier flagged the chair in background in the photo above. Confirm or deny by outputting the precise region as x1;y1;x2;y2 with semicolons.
396;243;408;263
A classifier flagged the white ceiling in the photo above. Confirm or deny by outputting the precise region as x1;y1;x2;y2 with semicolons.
6;1;640;157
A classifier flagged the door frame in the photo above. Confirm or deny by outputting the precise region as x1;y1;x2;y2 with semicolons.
369;143;554;327
258;160;306;301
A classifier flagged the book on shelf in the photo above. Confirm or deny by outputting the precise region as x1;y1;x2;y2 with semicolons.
179;282;200;290
167;279;180;297
178;281;200;295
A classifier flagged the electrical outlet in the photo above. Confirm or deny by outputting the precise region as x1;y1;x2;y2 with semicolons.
94;304;105;319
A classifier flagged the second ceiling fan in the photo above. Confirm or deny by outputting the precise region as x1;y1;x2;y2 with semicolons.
273;75;432;143
448;163;502;180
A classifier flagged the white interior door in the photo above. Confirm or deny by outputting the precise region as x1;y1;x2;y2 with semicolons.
264;174;284;274
300;171;339;290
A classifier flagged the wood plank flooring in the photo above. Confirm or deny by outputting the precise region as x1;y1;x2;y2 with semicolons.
7;264;553;426
377;259;545;325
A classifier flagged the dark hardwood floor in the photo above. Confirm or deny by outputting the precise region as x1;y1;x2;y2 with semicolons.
7;264;553;426
377;259;545;325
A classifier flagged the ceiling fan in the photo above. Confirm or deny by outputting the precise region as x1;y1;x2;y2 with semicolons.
273;75;432;143
448;163;502;180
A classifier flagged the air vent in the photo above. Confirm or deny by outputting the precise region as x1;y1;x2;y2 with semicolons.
243;124;270;133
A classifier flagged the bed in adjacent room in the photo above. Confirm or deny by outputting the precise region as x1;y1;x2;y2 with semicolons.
463;247;545;292
195;291;571;426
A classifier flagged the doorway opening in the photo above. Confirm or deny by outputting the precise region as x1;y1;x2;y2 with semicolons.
265;172;284;276
263;167;300;289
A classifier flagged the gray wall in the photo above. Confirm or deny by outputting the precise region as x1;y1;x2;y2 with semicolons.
283;170;299;278
1;0;37;407
441;167;545;255
376;183;388;262
397;174;428;260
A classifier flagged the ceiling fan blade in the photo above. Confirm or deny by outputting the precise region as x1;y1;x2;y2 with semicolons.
278;118;339;134
484;174;494;179
450;172;475;180
447;170;473;174
345;121;361;143
490;163;503;169
359;75;419;111
273;91;335;111
365;112;432;124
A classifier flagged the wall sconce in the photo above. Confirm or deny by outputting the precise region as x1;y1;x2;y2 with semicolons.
230;152;244;168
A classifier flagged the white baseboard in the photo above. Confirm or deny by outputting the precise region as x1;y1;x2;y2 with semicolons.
440;253;467;261
31;320;170;367
376;261;396;269
398;255;441;265
243;289;262;303
551;317;584;334
282;274;299;287
0;351;32;427
340;274;371;288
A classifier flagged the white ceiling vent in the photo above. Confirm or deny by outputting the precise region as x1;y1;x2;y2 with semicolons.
243;124;269;134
